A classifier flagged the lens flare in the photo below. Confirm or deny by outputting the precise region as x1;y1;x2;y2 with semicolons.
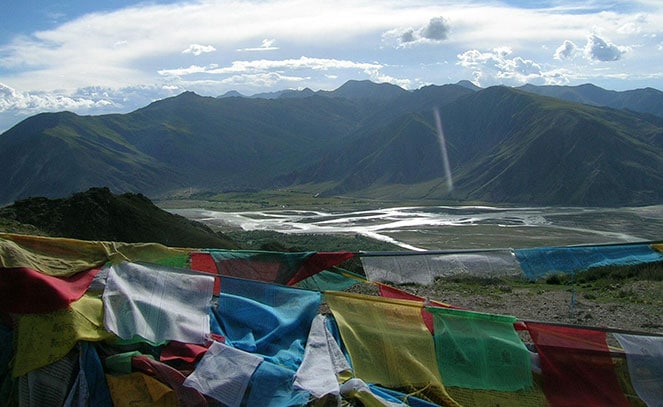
433;107;453;192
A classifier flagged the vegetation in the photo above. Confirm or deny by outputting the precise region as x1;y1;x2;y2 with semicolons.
543;261;663;306
2;81;662;206
0;187;238;249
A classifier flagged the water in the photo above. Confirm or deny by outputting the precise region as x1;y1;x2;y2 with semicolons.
170;205;663;251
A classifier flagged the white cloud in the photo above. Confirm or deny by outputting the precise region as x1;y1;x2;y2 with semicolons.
237;39;279;52
456;47;564;86
384;16;451;47
159;57;384;76
554;40;579;60
219;72;309;87
0;82;113;113
182;44;216;56
583;34;628;61
158;64;214;77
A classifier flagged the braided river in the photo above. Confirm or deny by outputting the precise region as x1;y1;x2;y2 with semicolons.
171;205;663;251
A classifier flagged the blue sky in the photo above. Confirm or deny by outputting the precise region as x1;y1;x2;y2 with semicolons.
1;0;662;131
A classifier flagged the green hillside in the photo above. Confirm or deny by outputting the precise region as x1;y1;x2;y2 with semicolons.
295;87;663;205
0;81;661;207
0;187;238;248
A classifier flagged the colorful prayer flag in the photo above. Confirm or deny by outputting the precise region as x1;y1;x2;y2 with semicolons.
427;307;532;391
526;322;630;406
325;291;460;407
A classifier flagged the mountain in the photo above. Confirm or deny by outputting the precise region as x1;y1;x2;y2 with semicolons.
518;83;663;118
218;90;245;98
319;79;409;101
455;80;482;91
0;80;661;207
284;86;663;206
0;91;374;204
0;187;239;248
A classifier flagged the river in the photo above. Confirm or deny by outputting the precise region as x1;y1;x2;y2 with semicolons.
170;205;663;251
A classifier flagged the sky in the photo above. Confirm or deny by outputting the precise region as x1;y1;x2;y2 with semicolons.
1;0;662;132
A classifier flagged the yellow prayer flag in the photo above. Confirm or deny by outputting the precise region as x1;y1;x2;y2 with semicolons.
0;233;193;276
13;294;114;376
324;291;460;407
106;372;178;407
0;233;110;276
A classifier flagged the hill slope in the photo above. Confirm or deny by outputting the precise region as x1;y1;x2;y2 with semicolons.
518;83;663;118
0;187;238;248
0;80;661;206
292;87;663;205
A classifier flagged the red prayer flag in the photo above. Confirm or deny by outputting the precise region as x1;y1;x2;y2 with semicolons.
190;252;221;294
190;250;354;288
0;266;99;314
526;322;629;407
160;340;217;370
285;251;355;285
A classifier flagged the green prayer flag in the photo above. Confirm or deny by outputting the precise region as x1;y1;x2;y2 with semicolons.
427;307;532;391
297;268;361;291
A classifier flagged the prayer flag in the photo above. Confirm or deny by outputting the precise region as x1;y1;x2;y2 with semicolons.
103;262;214;344
106;372;178;406
426;307;532;391
378;282;454;333
0;233;109;277
515;243;663;280
64;342;113;407
294;314;351;398
18;348;78;407
614;333;663;407
297;268;362;292
183;341;262;407
526;322;630;406
0;266;99;314
325;291;460;407
132;355;208;406
191;250;353;285
14;294;114;377
360;250;521;285
212;276;320;367
0;233;193;277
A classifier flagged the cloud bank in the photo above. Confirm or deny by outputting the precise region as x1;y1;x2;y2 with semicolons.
0;0;661;131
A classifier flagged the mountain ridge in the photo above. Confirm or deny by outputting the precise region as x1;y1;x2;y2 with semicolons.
1;80;661;207
0;187;239;247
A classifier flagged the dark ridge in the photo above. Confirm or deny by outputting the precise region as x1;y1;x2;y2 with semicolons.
0;187;239;248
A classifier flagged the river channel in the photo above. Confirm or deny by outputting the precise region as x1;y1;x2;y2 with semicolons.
170;205;663;251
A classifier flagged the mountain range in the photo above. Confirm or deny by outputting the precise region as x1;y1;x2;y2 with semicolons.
0;80;661;207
